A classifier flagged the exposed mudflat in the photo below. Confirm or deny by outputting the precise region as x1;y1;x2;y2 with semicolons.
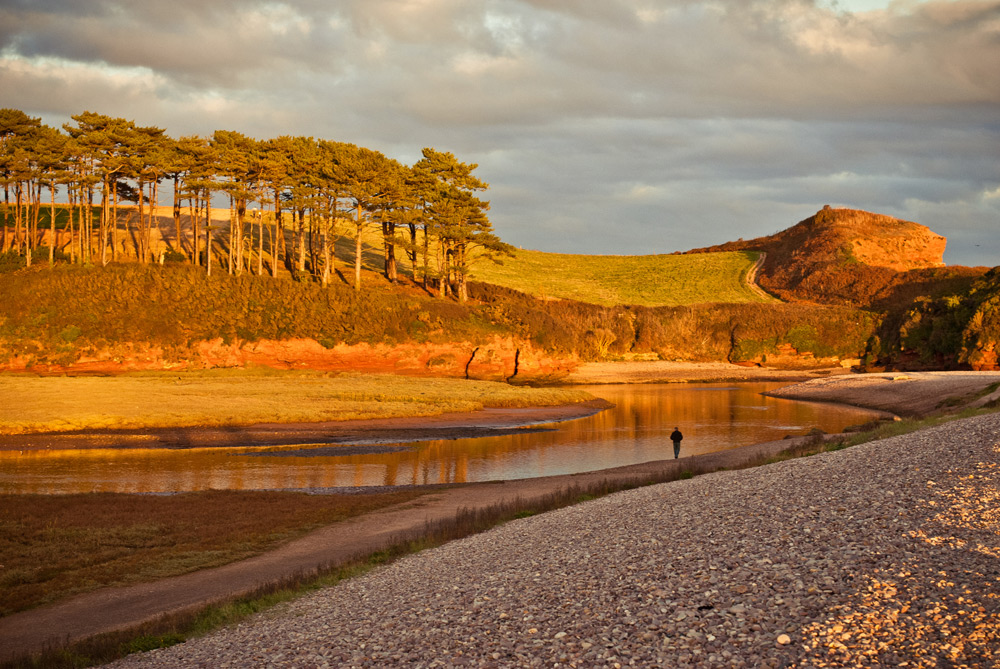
0;399;613;452
766;371;1000;418
564;361;850;385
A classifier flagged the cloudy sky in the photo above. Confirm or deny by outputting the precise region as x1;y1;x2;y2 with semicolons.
2;0;997;266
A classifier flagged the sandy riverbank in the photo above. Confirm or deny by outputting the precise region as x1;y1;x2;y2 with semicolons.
765;370;1000;418
5;369;999;451
0;399;614;451
564;360;852;384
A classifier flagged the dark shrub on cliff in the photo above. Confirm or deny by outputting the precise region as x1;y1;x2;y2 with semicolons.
1;264;877;367
470;283;875;364
866;267;1000;370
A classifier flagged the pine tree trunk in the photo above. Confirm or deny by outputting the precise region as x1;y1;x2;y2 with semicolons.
408;222;418;280
191;196;199;267
456;243;468;303
1;185;7;253
437;243;447;298
354;206;363;291
205;193;212;276
325;198;336;284
296;208;306;274
422;225;430;289
257;209;264;276
49;187;56;266
136;179;146;262
111;180;120;261
99;180;109;266
272;192;282;278
228;197;237;275
31;181;41;259
320;211;330;287
149;181;159;263
14;182;23;259
173;175;183;258
67;187;76;263
309;210;319;278
383;221;397;282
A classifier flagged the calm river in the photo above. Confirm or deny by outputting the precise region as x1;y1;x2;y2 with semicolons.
0;383;880;495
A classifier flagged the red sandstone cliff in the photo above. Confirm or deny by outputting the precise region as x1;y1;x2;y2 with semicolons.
689;207;952;306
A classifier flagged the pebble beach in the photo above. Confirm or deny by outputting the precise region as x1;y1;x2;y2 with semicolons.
108;411;1000;668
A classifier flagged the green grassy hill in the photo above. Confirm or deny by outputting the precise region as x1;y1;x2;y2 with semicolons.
9;205;769;308
471;249;771;307
0;263;873;369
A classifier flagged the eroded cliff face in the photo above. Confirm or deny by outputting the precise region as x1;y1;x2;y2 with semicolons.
827;209;946;271
2;337;582;383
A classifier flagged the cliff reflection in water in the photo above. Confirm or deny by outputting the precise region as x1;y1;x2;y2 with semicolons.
0;383;881;494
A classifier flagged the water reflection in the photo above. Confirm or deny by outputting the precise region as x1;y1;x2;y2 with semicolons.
0;383;879;494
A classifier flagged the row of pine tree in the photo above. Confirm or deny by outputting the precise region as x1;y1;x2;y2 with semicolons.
0;108;511;301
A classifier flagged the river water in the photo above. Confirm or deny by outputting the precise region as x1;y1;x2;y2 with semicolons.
0;383;880;495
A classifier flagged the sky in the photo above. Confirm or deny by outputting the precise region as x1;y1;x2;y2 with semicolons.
1;0;997;267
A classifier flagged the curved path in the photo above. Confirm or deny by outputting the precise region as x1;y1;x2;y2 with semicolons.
744;251;775;301
3;373;999;665
0;433;805;664
110;412;1000;668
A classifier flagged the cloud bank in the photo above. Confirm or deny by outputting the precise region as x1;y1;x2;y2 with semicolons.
2;0;997;265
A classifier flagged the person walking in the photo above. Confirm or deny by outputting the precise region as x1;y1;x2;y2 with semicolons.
670;427;683;459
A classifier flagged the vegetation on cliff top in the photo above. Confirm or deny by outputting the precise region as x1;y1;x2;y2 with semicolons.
0;262;874;368
866;267;1000;371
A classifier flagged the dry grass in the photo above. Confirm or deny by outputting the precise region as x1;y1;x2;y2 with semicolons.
0;370;593;435
0;488;427;617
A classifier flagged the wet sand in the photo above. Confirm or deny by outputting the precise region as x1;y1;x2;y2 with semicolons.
0;399;614;452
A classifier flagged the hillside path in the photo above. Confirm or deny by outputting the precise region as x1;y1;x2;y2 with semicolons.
744;251;775;301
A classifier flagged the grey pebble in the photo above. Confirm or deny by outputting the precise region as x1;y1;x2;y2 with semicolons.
108;413;1000;668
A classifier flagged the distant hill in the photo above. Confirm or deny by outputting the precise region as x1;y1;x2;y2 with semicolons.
687;207;983;307
470;248;771;307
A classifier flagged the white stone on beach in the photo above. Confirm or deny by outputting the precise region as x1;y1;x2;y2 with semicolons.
106;412;1000;668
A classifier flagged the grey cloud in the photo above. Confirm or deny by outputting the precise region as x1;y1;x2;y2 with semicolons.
1;0;996;265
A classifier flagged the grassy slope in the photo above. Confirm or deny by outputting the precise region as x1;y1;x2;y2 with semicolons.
471;249;770;307
11;205;768;308
0;488;428;616
0;262;876;367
